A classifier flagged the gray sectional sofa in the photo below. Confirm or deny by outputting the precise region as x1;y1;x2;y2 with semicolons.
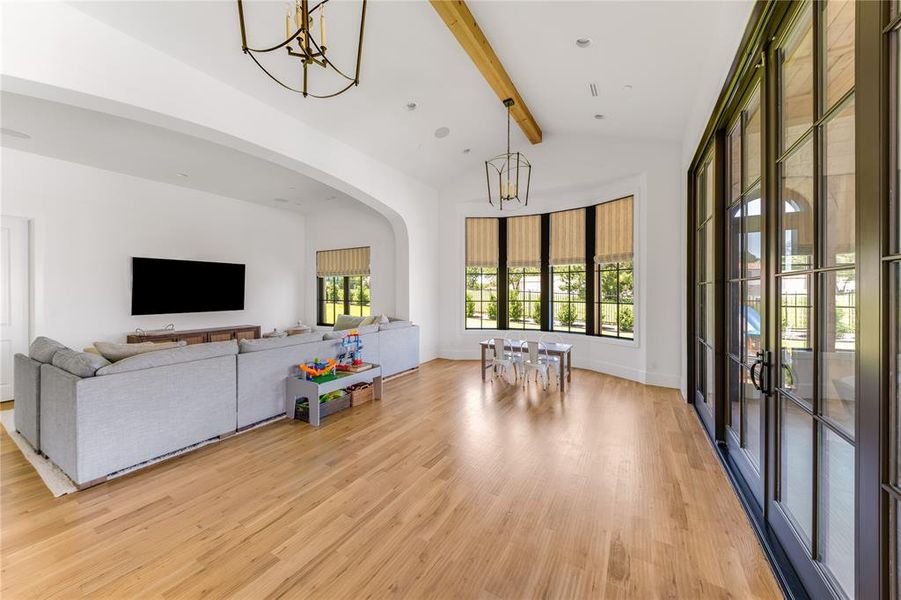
13;318;419;487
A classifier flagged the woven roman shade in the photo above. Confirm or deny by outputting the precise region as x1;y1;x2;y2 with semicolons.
466;218;499;267
316;246;370;277
595;196;634;264
507;215;541;268
549;208;585;266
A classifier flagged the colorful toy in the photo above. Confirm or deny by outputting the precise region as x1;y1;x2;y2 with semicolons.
298;357;337;382
337;329;364;368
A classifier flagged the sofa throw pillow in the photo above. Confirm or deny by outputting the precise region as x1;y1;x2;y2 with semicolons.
29;336;69;363
51;349;111;378
333;314;365;331
239;332;325;353
93;340;187;362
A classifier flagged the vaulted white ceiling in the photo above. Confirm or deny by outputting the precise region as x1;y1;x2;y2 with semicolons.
72;0;754;189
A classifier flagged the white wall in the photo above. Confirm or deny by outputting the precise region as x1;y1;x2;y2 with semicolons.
677;3;755;399
1;149;306;350
437;135;683;388
303;206;397;325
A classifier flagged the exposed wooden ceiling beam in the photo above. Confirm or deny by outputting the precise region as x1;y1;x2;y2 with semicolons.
429;0;543;144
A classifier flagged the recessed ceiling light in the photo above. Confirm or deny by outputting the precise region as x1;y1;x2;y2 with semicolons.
176;172;189;178
623;84;633;91
274;197;288;203
463;148;471;154
0;127;31;139
434;127;450;139
406;102;417;111
594;114;605;120
575;38;592;48
288;186;296;190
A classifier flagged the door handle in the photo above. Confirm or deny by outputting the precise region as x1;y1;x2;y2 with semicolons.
750;351;764;392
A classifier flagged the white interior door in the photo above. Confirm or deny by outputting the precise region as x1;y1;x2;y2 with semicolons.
1;216;30;401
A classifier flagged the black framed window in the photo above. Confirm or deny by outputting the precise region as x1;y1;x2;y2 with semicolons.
318;276;344;326
465;267;498;329
317;275;370;325
507;266;541;330
551;264;586;333
463;200;633;336
315;247;371;326
595;261;634;339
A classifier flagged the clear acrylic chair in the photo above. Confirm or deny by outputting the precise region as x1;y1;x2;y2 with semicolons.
522;340;551;390
489;338;517;385
537;333;564;388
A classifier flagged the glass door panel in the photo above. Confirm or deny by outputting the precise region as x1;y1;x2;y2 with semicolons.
780;274;814;409
823;97;856;267
771;4;856;596
724;82;765;496
780;138;815;272
780;394;814;543
781;5;814;153
820;269;855;435
819;426;855;597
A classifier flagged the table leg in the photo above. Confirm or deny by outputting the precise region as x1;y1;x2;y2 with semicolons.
481;345;486;381
374;375;383;400
559;353;565;393
568;350;572;382
309;393;320;427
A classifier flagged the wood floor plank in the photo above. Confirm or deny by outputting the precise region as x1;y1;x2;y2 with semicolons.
1;360;782;599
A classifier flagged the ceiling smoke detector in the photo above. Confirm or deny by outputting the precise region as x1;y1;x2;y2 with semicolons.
589;82;599;97
434;126;450;139
575;38;592;48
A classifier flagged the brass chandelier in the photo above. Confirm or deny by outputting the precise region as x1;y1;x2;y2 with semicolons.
236;0;367;99
485;98;531;210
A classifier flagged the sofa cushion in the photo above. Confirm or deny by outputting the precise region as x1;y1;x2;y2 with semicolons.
94;340;187;362
51;349;111;378
29;336;68;363
379;320;413;331
323;331;346;340
239;332;324;353
333;315;365;331
96;340;238;375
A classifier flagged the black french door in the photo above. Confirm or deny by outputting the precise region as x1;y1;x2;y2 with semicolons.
686;2;883;598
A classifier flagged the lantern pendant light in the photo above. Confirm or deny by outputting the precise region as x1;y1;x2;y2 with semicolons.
485;98;531;210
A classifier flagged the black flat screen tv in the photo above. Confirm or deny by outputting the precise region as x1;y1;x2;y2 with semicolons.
131;257;245;315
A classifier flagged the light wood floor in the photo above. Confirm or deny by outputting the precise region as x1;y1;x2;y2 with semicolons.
1;360;781;599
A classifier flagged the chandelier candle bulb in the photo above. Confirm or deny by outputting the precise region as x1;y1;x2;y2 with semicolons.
286;7;291;41
320;4;326;50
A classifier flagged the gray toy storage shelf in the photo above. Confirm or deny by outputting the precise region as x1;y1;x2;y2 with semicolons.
285;365;383;427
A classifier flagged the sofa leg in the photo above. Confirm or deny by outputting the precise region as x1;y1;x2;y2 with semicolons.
76;476;108;491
